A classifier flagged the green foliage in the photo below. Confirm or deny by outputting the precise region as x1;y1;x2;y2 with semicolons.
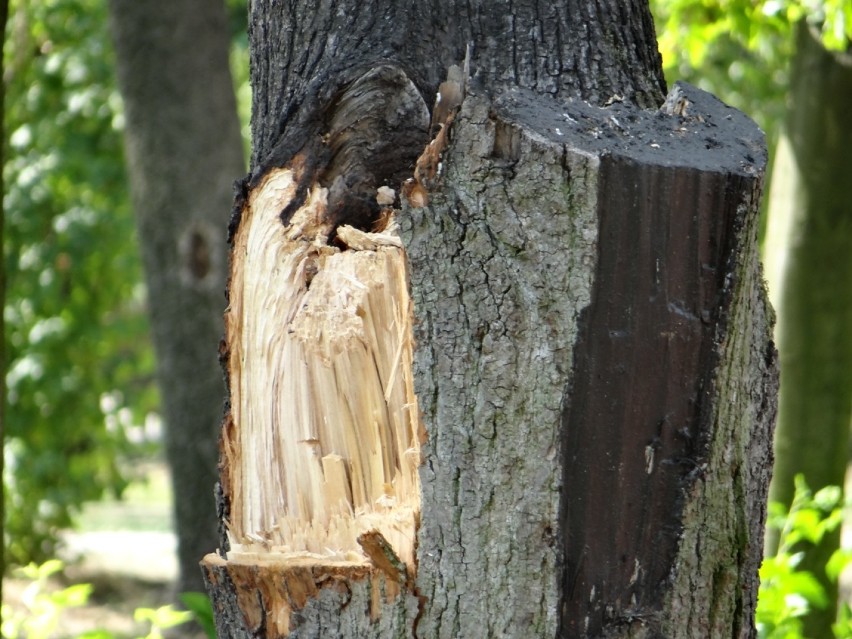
3;0;158;565
226;0;252;157
132;605;193;639
1;560;194;639
651;0;851;141
757;476;852;638
180;592;217;639
3;0;251;568
1;560;91;639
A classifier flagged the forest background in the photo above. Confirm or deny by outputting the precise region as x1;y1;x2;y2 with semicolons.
2;0;851;637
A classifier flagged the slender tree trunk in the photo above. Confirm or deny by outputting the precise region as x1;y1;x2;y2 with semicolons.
0;0;9;601
764;22;852;636
202;2;777;637
107;0;245;594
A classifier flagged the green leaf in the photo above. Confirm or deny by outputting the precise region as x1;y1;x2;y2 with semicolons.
50;583;93;608
832;603;852;638
813;485;842;510
826;549;852;582
133;605;193;628
786;508;822;545
180;592;217;639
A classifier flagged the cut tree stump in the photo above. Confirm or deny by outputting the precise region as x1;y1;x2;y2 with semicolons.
202;76;777;638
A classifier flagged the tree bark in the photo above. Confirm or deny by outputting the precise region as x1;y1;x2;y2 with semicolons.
202;2;777;637
764;23;852;636
108;0;246;594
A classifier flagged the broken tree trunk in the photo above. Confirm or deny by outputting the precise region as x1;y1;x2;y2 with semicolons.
202;2;778;638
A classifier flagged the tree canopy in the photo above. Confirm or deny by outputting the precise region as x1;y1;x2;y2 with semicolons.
3;0;250;567
653;0;850;141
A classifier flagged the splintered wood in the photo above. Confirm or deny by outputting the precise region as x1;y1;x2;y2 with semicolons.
223;168;422;571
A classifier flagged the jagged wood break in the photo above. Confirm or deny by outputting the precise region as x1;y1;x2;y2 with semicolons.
218;165;422;575
202;60;455;636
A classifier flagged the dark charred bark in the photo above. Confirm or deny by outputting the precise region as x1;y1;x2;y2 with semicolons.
247;0;665;169
242;0;665;235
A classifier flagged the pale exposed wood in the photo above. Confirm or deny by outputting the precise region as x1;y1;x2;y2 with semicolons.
222;167;422;572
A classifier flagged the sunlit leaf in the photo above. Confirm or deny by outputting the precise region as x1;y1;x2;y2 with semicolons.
825;548;852;582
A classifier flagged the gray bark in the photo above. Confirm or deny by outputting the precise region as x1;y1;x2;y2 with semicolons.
245;0;665;180
203;1;777;637
108;0;245;594
405;84;775;639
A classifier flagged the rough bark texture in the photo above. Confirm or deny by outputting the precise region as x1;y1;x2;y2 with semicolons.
764;23;852;637
403;84;775;639
108;0;245;593
245;0;665;179
203;1;777;637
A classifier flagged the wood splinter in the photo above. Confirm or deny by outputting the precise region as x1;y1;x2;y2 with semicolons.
202;160;425;633
402;59;468;209
202;60;473;636
358;529;410;587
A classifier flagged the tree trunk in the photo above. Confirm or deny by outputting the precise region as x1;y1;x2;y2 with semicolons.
0;0;8;602
108;0;246;594
764;22;852;636
202;2;777;637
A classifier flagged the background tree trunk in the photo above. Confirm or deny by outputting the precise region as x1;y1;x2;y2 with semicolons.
108;0;245;594
202;2;777;637
0;0;9;601
764;22;852;637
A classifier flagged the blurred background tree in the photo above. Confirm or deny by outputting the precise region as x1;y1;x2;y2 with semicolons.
3;0;250;596
0;0;9;605
652;1;851;635
4;0;157;567
763;22;852;637
106;0;246;594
